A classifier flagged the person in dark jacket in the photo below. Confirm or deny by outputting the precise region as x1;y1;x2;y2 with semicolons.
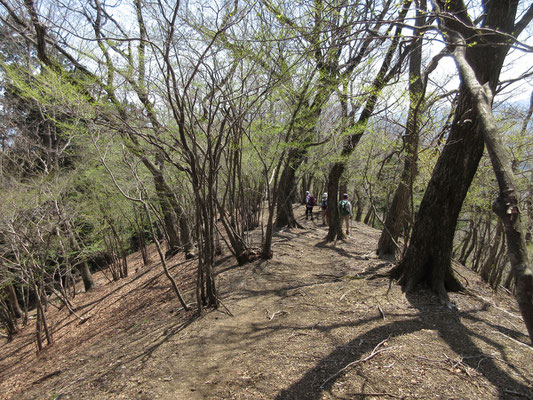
305;191;316;220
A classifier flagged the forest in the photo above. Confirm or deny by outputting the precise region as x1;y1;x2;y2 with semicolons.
0;0;532;394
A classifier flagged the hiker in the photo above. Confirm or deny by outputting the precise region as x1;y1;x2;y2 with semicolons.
305;191;316;220
320;192;328;225
338;193;352;235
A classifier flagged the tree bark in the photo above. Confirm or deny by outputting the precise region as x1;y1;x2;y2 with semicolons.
447;22;533;342
275;148;306;228
392;0;523;305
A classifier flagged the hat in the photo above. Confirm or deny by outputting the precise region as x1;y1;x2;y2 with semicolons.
323;192;327;197
343;193;348;199
306;191;310;194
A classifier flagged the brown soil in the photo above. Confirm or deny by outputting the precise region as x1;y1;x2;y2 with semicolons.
1;208;532;400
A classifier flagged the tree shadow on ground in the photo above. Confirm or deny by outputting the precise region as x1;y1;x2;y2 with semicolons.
275;288;533;400
314;239;360;259
65;313;198;395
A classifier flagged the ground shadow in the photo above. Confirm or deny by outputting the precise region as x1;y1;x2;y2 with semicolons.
275;288;533;400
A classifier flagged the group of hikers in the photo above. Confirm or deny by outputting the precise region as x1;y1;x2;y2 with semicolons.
304;191;353;234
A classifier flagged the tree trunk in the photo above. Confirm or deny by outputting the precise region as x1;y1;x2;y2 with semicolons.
33;282;52;349
377;0;425;258
458;220;475;265
326;0;411;241
6;283;23;319
392;0;522;305
153;171;182;255
480;220;503;284
275;148;306;228
326;163;345;241
488;234;507;289
446;19;533;342
77;261;94;292
143;202;189;310
354;189;364;222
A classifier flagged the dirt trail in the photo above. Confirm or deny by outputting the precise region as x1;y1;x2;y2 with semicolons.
1;211;532;399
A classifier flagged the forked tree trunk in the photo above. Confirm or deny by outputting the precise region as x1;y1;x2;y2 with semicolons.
392;0;523;305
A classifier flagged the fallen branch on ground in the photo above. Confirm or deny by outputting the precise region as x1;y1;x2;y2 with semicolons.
378;304;386;320
320;336;396;388
496;331;533;351
347;392;403;399
266;309;288;320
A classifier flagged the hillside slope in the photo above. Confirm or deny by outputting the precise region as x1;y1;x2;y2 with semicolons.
1;211;532;399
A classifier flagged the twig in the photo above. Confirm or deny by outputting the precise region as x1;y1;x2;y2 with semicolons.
443;353;473;377
268;310;288;320
217;299;234;317
32;370;62;385
320;337;395;388
340;289;354;301
496;331;533;351
503;389;532;399
347;392;403;399
469;294;522;320
288;330;313;339
57;377;84;394
378;304;386;320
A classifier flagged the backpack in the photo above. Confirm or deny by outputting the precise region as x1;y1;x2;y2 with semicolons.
321;197;327;209
339;200;350;216
307;195;316;207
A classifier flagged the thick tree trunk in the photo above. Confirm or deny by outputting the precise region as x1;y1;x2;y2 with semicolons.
392;0;522;305
275;148;305;229
326;163;345;241
77;261;95;292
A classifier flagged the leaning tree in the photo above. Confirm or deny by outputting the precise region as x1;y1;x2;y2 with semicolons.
391;0;533;306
